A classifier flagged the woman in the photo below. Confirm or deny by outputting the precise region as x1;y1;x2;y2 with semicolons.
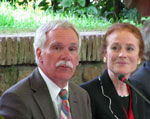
81;23;145;119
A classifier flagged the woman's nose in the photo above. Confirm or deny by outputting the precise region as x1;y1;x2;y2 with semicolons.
119;49;127;57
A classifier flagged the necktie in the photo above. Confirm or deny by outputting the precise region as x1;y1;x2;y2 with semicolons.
59;89;72;119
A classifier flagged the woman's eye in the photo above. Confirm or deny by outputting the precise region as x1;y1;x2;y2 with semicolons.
127;47;134;51
111;46;118;51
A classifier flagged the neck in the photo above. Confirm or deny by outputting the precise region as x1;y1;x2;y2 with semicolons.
54;80;68;89
38;66;68;89
108;70;129;97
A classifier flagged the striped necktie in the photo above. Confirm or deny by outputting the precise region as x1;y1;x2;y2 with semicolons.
59;89;72;119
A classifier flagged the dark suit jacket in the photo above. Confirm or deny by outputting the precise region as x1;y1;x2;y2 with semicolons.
0;68;92;119
131;60;150;119
81;70;145;119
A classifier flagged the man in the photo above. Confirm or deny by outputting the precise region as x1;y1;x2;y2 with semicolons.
0;20;92;119
131;21;150;119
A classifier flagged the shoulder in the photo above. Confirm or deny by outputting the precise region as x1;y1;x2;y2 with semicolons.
2;68;40;96
1;68;38;98
80;77;101;96
3;76;30;96
132;63;149;78
69;82;91;102
130;65;147;81
69;82;89;95
80;77;99;88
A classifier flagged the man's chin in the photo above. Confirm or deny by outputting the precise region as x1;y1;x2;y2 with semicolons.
56;74;73;81
56;67;72;72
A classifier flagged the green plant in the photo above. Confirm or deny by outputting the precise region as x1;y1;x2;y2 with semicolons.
120;8;141;23
0;1;112;33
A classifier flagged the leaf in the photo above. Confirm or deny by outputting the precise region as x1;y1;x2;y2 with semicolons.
60;0;73;8
87;6;98;15
77;0;85;7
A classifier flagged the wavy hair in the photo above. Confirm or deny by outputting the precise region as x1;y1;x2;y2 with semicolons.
33;20;81;64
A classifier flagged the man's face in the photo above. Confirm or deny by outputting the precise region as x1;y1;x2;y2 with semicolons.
37;28;79;85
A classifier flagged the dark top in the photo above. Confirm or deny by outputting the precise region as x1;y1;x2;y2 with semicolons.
81;70;145;119
120;96;130;113
131;60;150;119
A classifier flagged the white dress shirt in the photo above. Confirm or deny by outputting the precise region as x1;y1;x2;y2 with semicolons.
38;67;69;119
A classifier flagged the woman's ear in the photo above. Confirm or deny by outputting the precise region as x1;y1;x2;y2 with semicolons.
138;59;141;65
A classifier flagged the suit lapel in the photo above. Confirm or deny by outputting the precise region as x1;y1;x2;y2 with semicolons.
101;70;127;119
68;83;78;119
30;68;57;119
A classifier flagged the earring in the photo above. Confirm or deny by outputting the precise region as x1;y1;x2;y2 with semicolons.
138;59;141;64
103;57;107;63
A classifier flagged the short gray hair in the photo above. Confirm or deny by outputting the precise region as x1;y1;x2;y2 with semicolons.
142;21;150;60
33;20;81;64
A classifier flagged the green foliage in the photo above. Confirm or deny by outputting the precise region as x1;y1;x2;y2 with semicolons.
98;0;114;19
60;0;73;7
0;1;112;33
87;6;98;16
77;0;85;7
0;0;146;33
1;0;143;24
120;8;141;23
141;16;150;23
60;0;85;8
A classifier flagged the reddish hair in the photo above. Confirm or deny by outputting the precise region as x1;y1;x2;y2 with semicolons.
102;23;144;58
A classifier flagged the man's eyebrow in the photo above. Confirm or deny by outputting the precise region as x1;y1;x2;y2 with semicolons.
70;43;78;45
51;42;62;45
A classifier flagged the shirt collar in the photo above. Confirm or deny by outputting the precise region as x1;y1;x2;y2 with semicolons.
38;67;69;100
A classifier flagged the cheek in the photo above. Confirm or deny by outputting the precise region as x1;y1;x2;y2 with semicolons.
130;55;139;64
72;55;79;65
45;53;58;65
106;51;116;62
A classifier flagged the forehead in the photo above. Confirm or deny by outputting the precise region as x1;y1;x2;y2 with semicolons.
46;28;79;44
106;30;139;46
48;28;78;39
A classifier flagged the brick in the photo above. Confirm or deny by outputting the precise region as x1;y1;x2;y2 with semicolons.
29;36;35;64
24;37;30;63
11;37;18;65
0;37;7;65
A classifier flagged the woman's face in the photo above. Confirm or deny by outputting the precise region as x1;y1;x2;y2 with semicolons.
105;30;140;77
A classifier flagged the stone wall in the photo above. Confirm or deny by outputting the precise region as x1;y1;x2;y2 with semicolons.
0;32;106;95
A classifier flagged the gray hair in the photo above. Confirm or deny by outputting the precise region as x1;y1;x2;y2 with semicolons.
33;20;81;64
142;21;150;60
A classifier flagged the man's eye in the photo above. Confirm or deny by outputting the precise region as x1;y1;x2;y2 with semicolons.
69;47;77;52
55;46;59;50
52;46;62;51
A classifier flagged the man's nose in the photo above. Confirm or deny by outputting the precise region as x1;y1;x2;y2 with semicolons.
60;49;71;61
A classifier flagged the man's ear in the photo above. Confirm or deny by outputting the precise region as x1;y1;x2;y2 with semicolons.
76;61;79;66
36;48;43;63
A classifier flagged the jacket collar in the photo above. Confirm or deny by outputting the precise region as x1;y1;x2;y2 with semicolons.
68;83;79;119
100;70;128;119
30;68;57;119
